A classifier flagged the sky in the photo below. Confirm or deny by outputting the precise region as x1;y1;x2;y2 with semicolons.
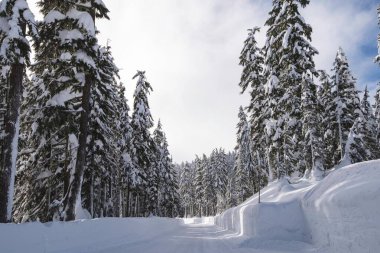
28;0;380;163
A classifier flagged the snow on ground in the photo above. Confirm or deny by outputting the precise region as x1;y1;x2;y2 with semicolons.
215;159;380;253
1;160;379;253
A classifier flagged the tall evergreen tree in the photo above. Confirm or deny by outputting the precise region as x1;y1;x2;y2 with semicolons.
14;0;110;222
82;45;121;218
0;0;37;223
234;107;254;203
330;47;360;163
374;84;380;144
130;70;154;216
193;156;203;216
375;5;380;144
301;73;324;179
179;162;194;217
376;4;380;64
263;0;318;178
153;120;179;217
318;70;338;169
65;0;110;222
238;27;268;182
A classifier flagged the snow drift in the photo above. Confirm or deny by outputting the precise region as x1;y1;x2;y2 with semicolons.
215;159;380;252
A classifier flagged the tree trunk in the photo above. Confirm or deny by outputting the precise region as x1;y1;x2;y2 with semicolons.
65;73;92;221
0;63;24;223
126;180;130;217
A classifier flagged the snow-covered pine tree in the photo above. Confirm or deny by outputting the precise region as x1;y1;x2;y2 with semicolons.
375;6;380;144
374;84;380;144
153;120;179;217
14;0;109;222
202;152;215;216
179;162;194;217
225;151;237;209
82;45;121;218
317;70;338;169
238;27;268;183
130;70;155;217
263;0;318;178
234;107;254;204
376;4;379;64
0;0;37;223
360;87;380;159
193;155;203;216
65;0;110;222
331;47;361;163
213;148;228;213
301;73;324;179
114;83;135;217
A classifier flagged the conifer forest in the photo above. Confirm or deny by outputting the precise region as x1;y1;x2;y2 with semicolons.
0;1;380;253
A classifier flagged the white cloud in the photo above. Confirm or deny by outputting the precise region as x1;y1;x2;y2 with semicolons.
27;0;379;163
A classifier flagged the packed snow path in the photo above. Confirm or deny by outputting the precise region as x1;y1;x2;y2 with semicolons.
94;219;313;253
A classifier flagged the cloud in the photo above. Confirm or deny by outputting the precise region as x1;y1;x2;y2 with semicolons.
27;0;379;163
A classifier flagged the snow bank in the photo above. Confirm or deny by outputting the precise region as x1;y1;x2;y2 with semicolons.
0;217;183;253
215;160;380;252
303;160;380;252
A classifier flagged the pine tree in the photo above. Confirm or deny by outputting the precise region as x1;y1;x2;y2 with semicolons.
130;70;154;216
331;47;360;163
263;0;318;178
153;120;179;217
374;84;380;144
318;70;338;169
179;162;195;217
375;4;379;65
234;107;254;204
115;83;135;217
0;0;37;223
301;73;324;179
14;0;109;222
82;45;121;218
65;0;110;222
360;87;380;159
225;151;237;208
238;27;267;182
213;148;228;213
375;6;380;144
193;156;203;216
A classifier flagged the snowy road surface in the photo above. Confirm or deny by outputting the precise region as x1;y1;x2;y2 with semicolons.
0;217;315;253
94;220;313;253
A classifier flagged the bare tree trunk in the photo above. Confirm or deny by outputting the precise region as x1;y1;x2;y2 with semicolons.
65;72;92;221
126;180;130;217
0;63;24;223
90;172;94;217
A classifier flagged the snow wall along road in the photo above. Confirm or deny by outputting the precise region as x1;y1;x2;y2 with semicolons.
214;160;380;253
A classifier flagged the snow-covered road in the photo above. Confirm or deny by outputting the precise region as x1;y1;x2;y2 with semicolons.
94;220;314;253
95;223;247;253
92;223;249;253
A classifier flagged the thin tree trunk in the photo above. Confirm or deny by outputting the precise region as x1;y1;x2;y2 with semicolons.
119;173;123;218
90;172;94;217
64;72;92;221
126;180;130;217
0;63;24;223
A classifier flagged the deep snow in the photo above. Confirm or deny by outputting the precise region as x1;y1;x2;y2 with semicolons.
1;160;379;253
